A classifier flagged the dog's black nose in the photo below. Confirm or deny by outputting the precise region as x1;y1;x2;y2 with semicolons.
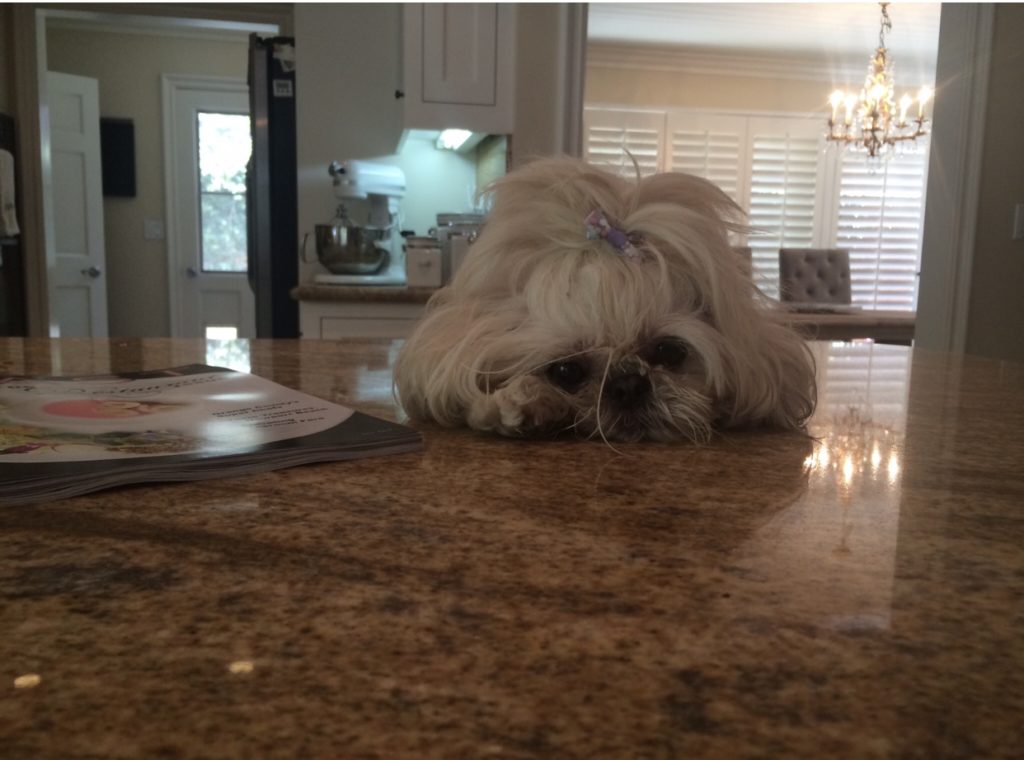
606;372;651;409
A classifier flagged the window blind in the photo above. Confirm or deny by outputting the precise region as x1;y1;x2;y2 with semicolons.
582;106;930;312
668;130;743;205
583;109;663;178
835;143;929;311
747;133;820;297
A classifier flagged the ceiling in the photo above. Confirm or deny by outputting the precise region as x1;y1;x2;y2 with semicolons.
587;3;942;76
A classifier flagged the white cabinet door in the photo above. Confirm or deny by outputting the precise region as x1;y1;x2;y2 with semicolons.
47;72;108;338
421;4;498;106
403;3;516;134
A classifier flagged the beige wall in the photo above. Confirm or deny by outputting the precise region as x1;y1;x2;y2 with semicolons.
46;26;248;337
587;63;830;114
964;4;1024;363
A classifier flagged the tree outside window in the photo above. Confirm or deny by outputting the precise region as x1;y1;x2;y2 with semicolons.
197;112;251;273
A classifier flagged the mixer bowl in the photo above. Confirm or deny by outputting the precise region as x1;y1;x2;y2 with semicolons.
314;223;389;275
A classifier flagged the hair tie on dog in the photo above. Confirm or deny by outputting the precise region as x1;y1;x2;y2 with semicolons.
584;209;643;259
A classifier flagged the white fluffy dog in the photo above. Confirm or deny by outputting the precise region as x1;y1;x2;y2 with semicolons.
394;157;816;442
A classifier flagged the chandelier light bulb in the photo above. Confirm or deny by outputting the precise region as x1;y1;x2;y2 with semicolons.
899;93;913;125
829;90;845;123
917;85;933;117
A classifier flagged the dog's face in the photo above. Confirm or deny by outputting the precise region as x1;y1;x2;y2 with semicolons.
535;333;714;443
394;158;816;442
537;341;709;442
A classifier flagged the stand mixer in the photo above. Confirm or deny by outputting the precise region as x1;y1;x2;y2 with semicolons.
310;160;407;285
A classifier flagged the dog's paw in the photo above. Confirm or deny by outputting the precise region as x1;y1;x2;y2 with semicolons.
468;375;568;436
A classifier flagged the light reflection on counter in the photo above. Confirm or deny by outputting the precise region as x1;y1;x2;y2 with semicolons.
205;339;252;373
736;341;912;632
353;342;404;406
805;341;911;492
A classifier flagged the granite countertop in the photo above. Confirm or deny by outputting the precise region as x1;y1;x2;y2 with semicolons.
291;284;436;303
1;337;1022;758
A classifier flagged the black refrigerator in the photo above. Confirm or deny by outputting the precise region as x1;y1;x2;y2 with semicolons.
247;34;299;338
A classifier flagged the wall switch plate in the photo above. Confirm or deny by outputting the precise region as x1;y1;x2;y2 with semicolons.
144;219;165;241
1014;203;1024;241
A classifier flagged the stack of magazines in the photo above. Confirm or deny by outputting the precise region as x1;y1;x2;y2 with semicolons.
0;364;422;507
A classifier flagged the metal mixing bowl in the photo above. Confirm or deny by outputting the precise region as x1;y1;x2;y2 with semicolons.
314;223;389;275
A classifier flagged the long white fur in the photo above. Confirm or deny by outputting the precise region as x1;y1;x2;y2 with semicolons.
394;157;816;441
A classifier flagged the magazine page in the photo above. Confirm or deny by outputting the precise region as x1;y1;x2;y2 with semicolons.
0;364;355;463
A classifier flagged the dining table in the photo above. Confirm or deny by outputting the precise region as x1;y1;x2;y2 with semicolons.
1;336;1021;758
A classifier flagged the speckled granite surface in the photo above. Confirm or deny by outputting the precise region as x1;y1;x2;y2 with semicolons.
1;338;1022;758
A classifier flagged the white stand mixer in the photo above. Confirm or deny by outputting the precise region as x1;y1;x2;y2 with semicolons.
313;160;407;285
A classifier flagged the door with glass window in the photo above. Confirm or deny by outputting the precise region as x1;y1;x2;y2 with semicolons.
166;82;253;338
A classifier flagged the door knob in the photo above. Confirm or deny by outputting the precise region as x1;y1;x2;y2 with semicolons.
81;266;101;278
186;267;198;278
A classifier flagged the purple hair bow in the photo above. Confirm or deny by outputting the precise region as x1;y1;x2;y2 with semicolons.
584;209;643;259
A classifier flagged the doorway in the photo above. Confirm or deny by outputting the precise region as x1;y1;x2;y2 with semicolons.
30;8;278;337
163;77;254;338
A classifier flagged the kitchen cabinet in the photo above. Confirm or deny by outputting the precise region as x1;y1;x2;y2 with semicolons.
401;3;516;134
299;299;426;340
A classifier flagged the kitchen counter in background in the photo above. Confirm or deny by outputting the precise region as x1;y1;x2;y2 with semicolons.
2;337;1020;758
292;284;916;343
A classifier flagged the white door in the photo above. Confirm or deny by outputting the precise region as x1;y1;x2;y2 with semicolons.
47;71;108;338
165;81;254;338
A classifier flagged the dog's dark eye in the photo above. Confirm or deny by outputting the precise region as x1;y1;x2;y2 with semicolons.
547;360;588;392
650;339;689;370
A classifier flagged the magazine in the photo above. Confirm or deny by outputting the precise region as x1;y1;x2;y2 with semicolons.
0;364;423;507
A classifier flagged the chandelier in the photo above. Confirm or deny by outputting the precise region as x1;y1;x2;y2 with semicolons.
826;2;932;158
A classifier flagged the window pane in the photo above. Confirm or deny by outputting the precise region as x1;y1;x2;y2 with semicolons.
201;193;247;271
198;112;251;273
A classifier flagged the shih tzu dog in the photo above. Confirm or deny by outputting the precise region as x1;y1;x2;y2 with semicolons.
394;157;816;442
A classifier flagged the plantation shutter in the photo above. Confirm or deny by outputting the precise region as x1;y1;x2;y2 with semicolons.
665;113;745;206
583;108;665;177
579;106;930;312
835;142;929;311
746;120;824;297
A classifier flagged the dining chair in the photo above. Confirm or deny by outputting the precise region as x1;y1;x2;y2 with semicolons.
778;248;851;305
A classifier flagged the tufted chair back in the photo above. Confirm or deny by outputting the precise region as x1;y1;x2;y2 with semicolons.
778;248;851;305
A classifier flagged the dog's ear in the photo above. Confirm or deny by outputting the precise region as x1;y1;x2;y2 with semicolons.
708;318;817;431
394;292;536;425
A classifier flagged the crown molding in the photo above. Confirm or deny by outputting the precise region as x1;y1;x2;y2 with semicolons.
43;8;283;43
587;42;921;86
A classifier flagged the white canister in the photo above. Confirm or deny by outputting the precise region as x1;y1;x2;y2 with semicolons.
405;238;443;288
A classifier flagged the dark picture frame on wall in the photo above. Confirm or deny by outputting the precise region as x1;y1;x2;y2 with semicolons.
99;117;137;197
